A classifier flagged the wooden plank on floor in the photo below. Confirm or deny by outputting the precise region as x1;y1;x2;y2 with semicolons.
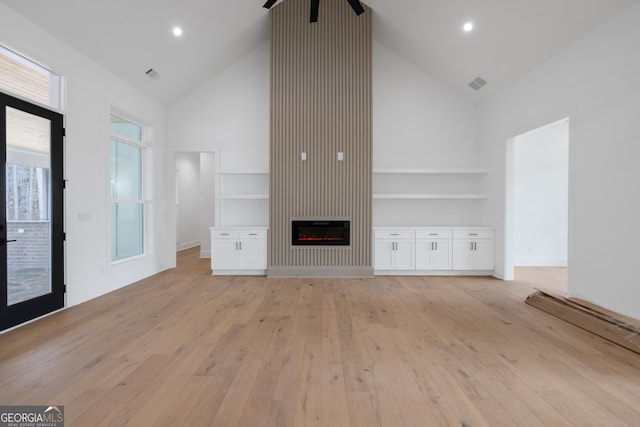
526;291;640;355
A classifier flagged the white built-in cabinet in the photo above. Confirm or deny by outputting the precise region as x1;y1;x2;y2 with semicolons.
415;229;452;270
210;227;268;275
374;227;494;275
374;229;415;270
451;229;495;270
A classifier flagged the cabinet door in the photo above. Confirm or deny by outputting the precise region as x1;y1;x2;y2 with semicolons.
452;240;473;270
417;239;452;270
374;240;395;270
471;239;494;270
431;239;452;270
238;239;267;270
394;240;415;270
415;239;432;270
211;239;238;270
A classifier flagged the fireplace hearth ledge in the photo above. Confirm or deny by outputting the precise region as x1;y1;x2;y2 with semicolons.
267;266;373;278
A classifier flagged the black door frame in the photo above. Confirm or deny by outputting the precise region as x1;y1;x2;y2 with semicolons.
0;91;65;331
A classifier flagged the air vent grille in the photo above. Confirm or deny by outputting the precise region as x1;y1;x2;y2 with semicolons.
469;76;487;91
145;68;159;80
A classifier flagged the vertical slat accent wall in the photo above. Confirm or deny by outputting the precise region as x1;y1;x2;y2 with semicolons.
269;0;372;276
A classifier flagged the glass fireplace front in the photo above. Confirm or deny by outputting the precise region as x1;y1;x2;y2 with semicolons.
291;220;350;246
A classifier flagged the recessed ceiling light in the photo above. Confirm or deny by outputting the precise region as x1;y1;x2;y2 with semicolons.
463;22;473;32
172;27;183;37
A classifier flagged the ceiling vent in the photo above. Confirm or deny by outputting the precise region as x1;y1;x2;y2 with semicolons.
468;76;487;91
145;68;160;80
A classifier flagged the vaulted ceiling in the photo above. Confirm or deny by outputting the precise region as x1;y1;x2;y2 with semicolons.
1;0;637;106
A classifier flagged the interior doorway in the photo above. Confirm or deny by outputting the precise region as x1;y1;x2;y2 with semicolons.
505;118;570;295
174;151;217;260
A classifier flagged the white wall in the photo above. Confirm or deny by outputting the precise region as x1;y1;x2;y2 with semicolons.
199;153;216;258
0;3;174;307
481;4;640;319
373;42;480;169
168;43;270;171
513;120;568;266
175;152;200;251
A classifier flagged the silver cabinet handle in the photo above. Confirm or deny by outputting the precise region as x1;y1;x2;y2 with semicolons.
249;233;257;236
429;233;438;236
221;233;230;236
470;242;473;250
239;242;242;250
235;242;238;250
469;233;478;236
435;242;438;250
390;233;400;236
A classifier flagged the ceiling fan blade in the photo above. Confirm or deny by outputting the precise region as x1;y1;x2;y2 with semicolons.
263;0;278;9
310;0;320;23
345;0;365;15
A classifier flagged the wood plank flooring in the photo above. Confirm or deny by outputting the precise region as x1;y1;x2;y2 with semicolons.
0;248;638;426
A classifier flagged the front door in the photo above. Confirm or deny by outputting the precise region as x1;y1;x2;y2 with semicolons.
0;92;64;331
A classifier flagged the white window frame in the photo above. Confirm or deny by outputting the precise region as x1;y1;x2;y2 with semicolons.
109;109;148;263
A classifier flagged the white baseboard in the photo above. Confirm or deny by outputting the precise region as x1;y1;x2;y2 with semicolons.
176;240;200;252
212;270;267;276
374;270;495;276
515;258;567;267
200;249;211;259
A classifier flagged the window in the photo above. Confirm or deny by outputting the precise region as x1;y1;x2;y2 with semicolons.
110;113;145;261
0;44;61;109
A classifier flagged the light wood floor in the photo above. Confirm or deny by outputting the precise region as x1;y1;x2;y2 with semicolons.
1;248;638;426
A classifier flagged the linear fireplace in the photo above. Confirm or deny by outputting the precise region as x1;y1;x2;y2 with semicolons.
292;220;350;246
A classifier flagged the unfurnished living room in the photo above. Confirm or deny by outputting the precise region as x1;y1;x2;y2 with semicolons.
0;0;639;425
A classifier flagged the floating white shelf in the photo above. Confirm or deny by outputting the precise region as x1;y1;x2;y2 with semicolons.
219;169;269;175
374;193;488;200
373;168;487;174
219;194;269;200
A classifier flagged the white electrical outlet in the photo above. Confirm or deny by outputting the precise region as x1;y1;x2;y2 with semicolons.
301;152;307;161
337;152;344;161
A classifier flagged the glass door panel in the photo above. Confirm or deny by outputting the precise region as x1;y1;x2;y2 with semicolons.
5;106;52;305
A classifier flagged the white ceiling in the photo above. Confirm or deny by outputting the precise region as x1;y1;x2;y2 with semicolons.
1;0;637;106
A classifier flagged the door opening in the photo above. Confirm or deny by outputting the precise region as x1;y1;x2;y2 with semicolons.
505;118;569;295
174;151;217;261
